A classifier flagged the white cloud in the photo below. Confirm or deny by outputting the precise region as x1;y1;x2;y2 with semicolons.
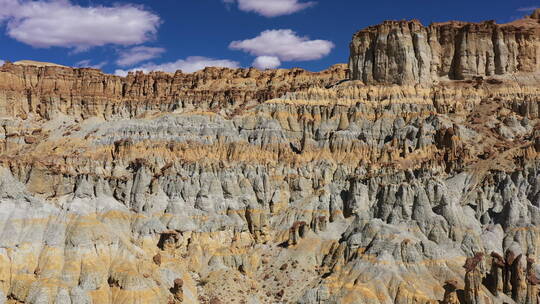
516;6;539;12
0;0;160;50
114;70;129;76
252;56;281;69
230;29;334;62
0;0;18;21
0;60;4;66
76;59;107;69
224;0;315;17
116;46;165;66
114;56;240;76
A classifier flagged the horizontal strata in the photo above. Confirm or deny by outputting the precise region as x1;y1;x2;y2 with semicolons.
0;63;346;120
0;11;539;304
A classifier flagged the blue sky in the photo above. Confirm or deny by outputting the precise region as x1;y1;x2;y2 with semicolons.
0;0;538;75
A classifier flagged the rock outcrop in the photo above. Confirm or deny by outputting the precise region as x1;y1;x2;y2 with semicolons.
442;280;460;304
349;9;540;84
0;62;346;120
464;253;486;304
0;11;538;304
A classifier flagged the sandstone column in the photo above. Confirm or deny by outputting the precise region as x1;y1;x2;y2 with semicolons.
526;256;539;304
511;254;527;304
488;252;505;296
464;253;485;304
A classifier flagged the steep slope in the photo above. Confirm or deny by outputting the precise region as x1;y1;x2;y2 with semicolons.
0;11;539;304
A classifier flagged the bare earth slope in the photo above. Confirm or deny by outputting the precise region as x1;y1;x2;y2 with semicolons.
0;10;539;304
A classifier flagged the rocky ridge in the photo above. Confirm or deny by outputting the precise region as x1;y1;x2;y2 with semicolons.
0;10;539;304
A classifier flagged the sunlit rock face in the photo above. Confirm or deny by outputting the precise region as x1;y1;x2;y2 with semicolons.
0;11;539;304
349;11;540;85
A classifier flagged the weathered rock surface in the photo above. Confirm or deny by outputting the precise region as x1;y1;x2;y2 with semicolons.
0;11;539;304
349;9;540;84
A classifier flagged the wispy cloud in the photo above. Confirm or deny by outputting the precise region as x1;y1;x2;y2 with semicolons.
0;0;160;51
116;46;165;67
76;59;107;69
223;0;315;17
516;6;538;12
114;56;240;76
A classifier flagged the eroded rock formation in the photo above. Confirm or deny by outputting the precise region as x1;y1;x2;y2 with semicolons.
0;10;538;304
349;9;540;84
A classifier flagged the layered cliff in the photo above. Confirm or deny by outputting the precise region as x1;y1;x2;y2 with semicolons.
0;63;346;120
0;12;538;304
349;9;540;85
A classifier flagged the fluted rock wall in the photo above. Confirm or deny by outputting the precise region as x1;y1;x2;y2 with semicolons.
349;10;540;85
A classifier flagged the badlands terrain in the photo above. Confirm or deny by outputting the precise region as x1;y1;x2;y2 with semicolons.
0;9;539;304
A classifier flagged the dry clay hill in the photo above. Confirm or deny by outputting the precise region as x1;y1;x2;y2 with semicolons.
0;9;539;304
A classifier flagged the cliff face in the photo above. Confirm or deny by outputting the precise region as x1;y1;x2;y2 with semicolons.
0;63;346;120
0;12;539;304
349;10;540;84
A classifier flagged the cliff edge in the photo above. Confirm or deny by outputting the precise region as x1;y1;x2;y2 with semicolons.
349;9;540;85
